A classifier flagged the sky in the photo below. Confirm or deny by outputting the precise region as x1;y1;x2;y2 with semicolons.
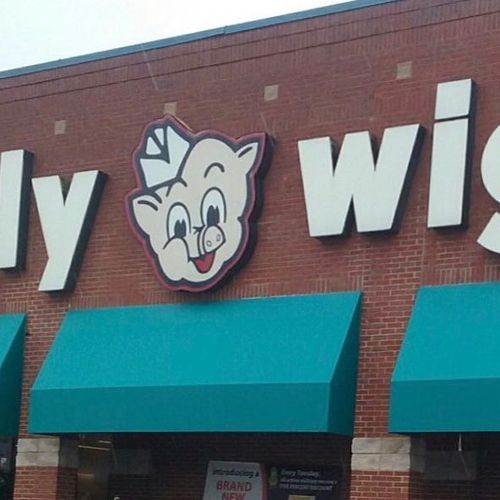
0;0;348;72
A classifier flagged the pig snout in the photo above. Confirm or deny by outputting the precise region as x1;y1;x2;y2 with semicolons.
199;225;225;254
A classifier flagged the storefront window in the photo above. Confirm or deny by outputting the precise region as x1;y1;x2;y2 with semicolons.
0;438;14;500
77;435;113;500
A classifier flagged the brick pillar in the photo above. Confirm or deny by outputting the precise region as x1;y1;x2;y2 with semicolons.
349;436;425;500
13;437;78;500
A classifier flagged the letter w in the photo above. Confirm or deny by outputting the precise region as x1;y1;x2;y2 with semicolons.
298;125;423;237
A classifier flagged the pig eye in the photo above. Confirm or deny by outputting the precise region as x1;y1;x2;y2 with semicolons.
201;188;226;227
174;220;187;238
167;203;191;240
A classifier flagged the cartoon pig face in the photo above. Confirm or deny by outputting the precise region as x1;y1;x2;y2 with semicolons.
127;116;271;292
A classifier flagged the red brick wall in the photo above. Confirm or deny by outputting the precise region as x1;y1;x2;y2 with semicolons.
14;467;76;500
1;0;500;499
350;471;414;499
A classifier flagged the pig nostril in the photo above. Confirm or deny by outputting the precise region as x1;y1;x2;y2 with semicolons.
201;226;224;253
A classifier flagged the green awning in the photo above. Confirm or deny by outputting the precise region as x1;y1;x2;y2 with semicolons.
30;292;361;435
0;314;26;436
390;282;500;433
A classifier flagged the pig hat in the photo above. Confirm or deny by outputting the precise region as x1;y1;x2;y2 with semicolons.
127;115;273;292
135;118;192;188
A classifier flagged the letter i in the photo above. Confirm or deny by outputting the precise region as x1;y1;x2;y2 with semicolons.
427;79;475;228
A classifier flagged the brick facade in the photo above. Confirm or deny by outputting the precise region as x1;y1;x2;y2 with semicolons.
1;0;500;498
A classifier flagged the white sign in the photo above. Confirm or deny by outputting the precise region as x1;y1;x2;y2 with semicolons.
478;125;500;253
427;79;473;228
298;78;500;254
0;150;32;270
33;170;106;291
203;461;265;500
298;124;422;235
0;150;106;292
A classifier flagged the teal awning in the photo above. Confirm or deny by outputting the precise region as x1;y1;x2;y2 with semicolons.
390;282;500;433
0;314;26;436
30;293;361;435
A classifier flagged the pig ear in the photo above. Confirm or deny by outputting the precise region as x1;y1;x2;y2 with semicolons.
130;192;163;236
236;141;261;174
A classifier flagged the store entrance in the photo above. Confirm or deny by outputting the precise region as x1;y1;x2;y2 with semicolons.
76;434;152;500
77;435;113;500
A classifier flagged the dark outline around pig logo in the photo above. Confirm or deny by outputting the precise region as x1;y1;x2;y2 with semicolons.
126;116;273;292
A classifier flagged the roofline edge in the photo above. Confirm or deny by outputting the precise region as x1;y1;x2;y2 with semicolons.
0;0;400;80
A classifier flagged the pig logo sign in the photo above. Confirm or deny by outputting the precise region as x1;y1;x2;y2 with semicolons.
127;116;272;292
